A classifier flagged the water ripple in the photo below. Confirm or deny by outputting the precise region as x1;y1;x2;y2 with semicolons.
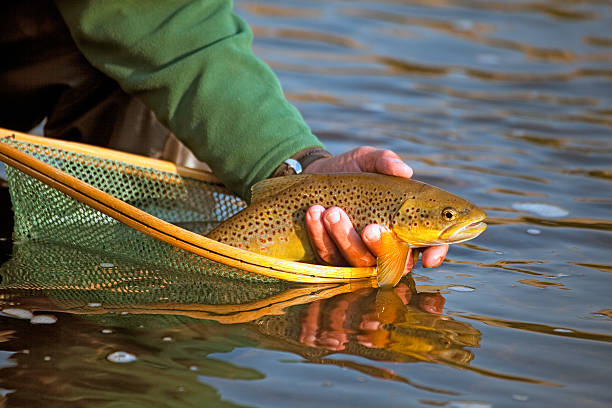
456;314;612;343
487;216;612;232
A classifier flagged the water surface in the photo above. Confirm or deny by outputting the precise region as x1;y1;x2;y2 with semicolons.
1;0;612;407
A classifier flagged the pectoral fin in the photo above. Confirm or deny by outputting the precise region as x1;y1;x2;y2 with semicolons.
376;232;411;287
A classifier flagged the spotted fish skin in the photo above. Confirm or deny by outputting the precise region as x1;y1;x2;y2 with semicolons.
207;173;411;261
207;173;486;273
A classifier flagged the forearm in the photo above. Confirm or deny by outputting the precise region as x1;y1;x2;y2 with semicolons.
55;0;323;199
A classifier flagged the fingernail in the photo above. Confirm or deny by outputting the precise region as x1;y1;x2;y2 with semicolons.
326;338;341;347
326;209;341;224
391;159;413;177
364;226;381;242
428;256;442;268
360;254;376;266
309;206;323;220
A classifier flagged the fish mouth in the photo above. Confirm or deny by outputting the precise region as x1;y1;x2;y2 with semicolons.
439;218;487;243
446;221;487;243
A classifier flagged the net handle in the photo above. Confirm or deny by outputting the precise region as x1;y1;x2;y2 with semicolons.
0;128;222;184
0;129;377;284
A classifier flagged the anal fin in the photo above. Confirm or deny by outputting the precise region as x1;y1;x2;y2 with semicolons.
376;232;411;287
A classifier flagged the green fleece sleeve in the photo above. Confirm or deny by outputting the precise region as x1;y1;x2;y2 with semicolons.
54;0;323;199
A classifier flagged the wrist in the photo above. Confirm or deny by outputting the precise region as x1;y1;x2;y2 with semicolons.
302;155;331;173
270;147;332;177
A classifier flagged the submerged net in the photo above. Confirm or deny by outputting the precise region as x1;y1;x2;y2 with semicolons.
1;135;279;282
0;241;290;306
0;240;364;325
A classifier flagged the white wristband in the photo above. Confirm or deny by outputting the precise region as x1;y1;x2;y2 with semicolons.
283;158;302;174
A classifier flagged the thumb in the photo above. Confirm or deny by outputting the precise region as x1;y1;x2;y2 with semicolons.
374;156;413;179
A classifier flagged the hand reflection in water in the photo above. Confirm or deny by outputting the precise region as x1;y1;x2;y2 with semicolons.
299;280;445;351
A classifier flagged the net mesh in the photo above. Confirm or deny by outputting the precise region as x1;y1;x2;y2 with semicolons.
2;136;279;282
0;241;291;306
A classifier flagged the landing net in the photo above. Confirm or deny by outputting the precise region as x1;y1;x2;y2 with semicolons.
0;129;375;283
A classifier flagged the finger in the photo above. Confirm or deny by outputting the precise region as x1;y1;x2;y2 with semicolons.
361;224;385;257
319;298;350;350
393;283;413;304
359;319;383;331
375;156;413;179
356;336;375;348
421;244;449;268
303;146;414;179
298;301;322;347
317;331;347;351
418;292;445;314
323;207;376;267
361;148;413;179
305;205;345;266
362;224;414;276
403;249;415;276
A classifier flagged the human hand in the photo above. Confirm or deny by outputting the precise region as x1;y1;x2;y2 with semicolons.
298;282;446;351
303;146;449;272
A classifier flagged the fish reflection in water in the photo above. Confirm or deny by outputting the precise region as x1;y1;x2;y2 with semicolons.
252;280;480;367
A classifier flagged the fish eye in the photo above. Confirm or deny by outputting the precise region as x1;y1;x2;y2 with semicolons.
442;208;457;221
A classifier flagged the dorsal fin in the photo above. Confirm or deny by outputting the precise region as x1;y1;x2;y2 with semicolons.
250;175;306;203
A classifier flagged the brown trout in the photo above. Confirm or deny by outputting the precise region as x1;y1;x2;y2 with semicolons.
207;173;486;287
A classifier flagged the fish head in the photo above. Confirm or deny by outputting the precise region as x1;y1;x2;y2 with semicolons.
391;184;487;247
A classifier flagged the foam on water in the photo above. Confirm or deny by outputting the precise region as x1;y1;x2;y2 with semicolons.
449;285;475;292
30;315;57;325
512;203;569;218
107;351;138;364
1;308;33;320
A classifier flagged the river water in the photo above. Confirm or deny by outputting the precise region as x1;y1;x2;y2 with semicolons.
1;0;611;407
